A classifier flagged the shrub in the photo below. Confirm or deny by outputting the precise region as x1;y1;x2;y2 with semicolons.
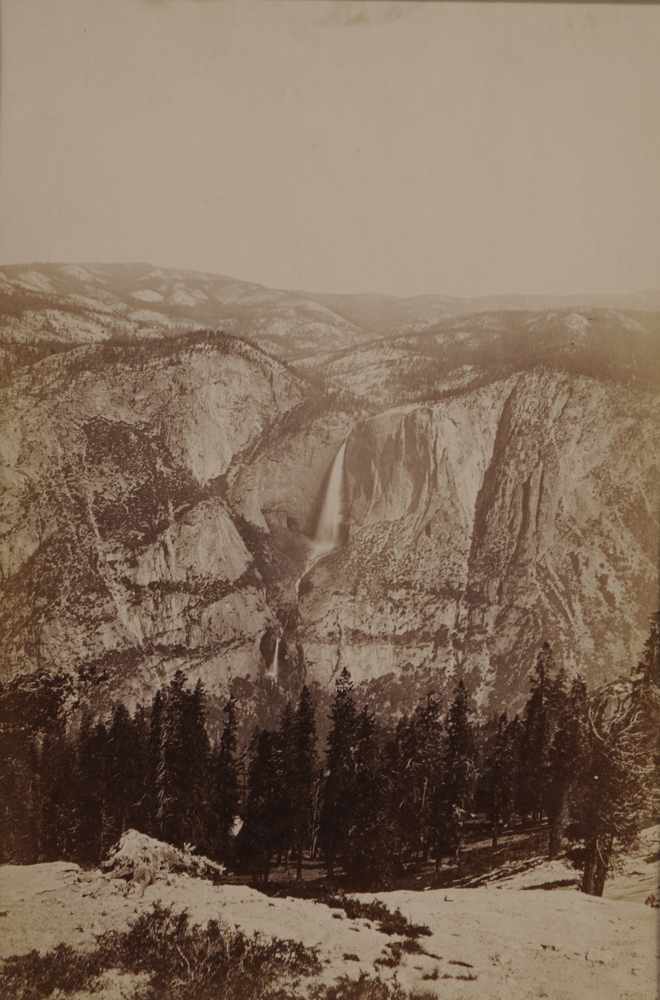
314;972;434;1000
0;902;439;1000
374;943;402;968
0;944;105;1000
322;896;431;938
0;902;321;1000
400;938;425;955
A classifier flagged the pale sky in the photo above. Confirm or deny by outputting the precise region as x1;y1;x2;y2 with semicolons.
1;1;659;297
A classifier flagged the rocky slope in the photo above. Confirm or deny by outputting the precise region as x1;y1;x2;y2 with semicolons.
0;332;306;708
0;263;658;717
0;262;370;369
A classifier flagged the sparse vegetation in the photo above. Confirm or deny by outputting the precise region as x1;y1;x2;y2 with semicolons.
321;896;431;938
311;973;435;1000
0;902;322;1000
0;902;449;1000
374;936;438;970
374;949;402;969
400;938;426;955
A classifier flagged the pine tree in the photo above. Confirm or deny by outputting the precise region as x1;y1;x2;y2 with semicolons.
131;704;149;834
403;695;444;860
482;712;516;848
319;667;358;877
39;727;78;860
155;673;212;849
75;713;106;865
104;702;140;849
237;728;281;883
631;611;660;813
145;690;163;837
212;696;240;863
546;676;588;857
184;679;211;849
0;718;37;862
432;680;475;864
157;670;189;846
344;708;394;887
517;643;565;821
291;685;317;880
0;670;71;863
383;721;408;867
275;701;296;868
567;684;654;895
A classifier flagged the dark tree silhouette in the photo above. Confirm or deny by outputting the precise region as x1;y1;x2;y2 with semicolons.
290;685;317;879
212;696;241;863
432;680;475;865
319;667;358;877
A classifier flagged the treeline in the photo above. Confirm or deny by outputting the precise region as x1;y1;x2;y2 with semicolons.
1;616;657;897
0;670;241;868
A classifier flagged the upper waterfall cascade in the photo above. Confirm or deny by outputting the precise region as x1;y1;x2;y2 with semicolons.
313;441;347;553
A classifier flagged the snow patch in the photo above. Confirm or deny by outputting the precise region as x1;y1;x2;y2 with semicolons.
128;309;170;324
131;289;164;303
170;287;208;307
102;830;226;887
565;313;590;335
59;264;94;282
17;271;55;293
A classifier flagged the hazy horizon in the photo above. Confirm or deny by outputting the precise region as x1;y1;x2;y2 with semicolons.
1;1;659;299
2;256;660;304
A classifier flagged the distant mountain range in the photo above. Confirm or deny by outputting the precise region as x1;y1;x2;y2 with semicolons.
2;260;660;364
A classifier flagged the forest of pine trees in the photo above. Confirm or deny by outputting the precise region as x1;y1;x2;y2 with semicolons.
1;615;658;897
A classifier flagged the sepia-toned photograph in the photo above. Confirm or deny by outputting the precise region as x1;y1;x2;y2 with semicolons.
0;1;658;998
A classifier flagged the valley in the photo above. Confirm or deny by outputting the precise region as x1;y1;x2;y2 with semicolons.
0;263;659;722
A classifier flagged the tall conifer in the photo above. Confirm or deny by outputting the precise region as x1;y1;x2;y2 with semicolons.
546;676;588;856
432;680;475;864
213;696;240;862
483;712;516;847
291;685;316;879
319;667;357;877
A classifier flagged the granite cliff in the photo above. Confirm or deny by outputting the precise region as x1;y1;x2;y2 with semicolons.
1;263;658;717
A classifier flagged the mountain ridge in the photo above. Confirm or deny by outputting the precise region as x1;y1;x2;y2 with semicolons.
0;262;658;721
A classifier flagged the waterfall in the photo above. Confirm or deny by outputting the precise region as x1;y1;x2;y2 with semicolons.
266;636;280;681
313;441;347;553
294;440;349;604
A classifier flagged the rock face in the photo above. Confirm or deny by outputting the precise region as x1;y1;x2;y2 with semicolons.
296;371;660;711
0;333;304;707
0;262;659;717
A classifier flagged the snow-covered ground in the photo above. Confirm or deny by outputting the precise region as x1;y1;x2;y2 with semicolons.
457;826;660;903
0;831;657;999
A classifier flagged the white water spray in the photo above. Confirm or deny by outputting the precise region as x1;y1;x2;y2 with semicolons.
313;441;347;553
295;440;349;603
267;636;280;681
